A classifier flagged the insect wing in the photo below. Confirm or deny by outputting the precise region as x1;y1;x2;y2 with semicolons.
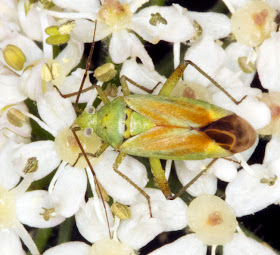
120;126;231;160
124;94;232;128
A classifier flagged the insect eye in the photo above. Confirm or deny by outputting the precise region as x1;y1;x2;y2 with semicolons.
87;107;95;114
84;128;93;137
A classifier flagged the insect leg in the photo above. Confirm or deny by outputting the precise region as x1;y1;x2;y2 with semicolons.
149;158;172;199
71;126;112;238
170;158;218;200
159;60;246;104
120;75;162;94
72;142;110;167
113;152;153;217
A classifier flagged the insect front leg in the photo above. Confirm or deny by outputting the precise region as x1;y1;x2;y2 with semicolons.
159;60;246;105
113;152;153;217
71;125;112;238
120;75;162;94
72;141;110;167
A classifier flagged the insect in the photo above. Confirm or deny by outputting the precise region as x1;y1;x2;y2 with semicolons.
70;46;256;215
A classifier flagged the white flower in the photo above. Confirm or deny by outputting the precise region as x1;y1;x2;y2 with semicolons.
188;11;231;40
0;0;19;41
45;0;195;70
75;188;187;250
226;136;280;217
257;32;280;92
0;102;31;146
118;188;188;250
0;173;41;255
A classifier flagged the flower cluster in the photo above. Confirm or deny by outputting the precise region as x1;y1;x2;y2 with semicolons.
0;0;279;254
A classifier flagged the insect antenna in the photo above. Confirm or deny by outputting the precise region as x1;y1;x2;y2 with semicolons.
74;20;97;112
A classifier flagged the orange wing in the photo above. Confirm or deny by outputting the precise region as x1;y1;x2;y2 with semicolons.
124;94;231;128
120;126;231;160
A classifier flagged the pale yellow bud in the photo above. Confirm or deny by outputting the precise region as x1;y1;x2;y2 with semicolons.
111;202;131;220
7;108;26;127
94;63;117;82
3;44;26;71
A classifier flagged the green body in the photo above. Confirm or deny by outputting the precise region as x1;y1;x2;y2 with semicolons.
76;94;233;160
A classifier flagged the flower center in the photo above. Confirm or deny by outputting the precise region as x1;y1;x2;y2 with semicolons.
54;127;103;169
0;185;16;229
98;0;132;31
207;211;223;226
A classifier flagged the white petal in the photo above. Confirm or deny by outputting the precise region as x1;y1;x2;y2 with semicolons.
0;141;22;189
128;32;154;71
224;233;276;255
144;189;188;231
131;5;195;44
59;68;95;103
75;198;113;242
17;0;56;41
188;11;231;40
0;230;25;255
263;136;280;173
118;205;164;250
50;165;87;217
257;32;280;91
175;160;217;197
226;164;280;216
37;89;76;132
0;0;18;40
118;188;188;250
212;158;237;182
12;141;61;181
52;0;100;13
110;31;154;70
183;36;226;86
128;0;149;13
0;75;26;109
18;61;44;101
72;19;111;42
120;59;166;94
94;151;148;204
109;30;132;64
43;242;90;255
224;42;256;86
16;190;66;228
0;34;43;73
52;40;84;87
148;234;206;255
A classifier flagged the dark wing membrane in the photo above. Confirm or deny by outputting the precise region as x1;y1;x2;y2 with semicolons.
120;126;231;160
124;94;231;128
